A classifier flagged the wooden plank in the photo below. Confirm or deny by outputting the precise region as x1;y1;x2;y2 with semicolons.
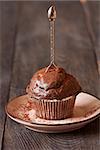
80;1;100;98
2;1;100;150
87;1;100;71
0;2;19;150
87;1;100;98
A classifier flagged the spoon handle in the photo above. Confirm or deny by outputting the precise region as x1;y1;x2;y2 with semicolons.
48;6;56;65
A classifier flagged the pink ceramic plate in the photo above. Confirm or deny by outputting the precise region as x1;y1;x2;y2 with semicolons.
6;92;100;133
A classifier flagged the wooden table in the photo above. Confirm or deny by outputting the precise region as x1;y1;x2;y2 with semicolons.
0;1;100;150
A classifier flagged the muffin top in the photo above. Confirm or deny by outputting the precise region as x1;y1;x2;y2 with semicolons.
26;65;81;100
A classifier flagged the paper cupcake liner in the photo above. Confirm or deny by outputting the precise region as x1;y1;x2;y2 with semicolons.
31;95;76;120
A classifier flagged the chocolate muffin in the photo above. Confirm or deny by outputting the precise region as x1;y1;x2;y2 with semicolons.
26;64;81;120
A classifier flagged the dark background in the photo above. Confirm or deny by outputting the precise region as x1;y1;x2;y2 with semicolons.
0;1;100;150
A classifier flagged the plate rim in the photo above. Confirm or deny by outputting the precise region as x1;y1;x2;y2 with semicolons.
6;109;99;127
5;92;100;126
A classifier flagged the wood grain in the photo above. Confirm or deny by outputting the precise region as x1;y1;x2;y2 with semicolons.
0;2;19;149
86;1;100;98
0;1;100;150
